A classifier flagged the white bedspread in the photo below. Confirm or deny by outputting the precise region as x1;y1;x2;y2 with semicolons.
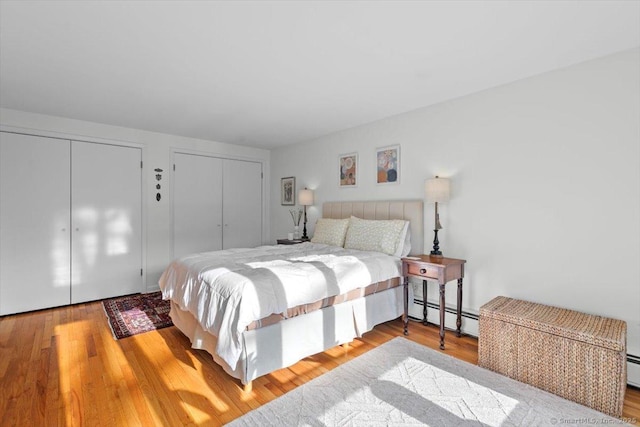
158;242;401;370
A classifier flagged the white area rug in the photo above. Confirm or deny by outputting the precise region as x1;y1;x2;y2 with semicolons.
228;337;629;426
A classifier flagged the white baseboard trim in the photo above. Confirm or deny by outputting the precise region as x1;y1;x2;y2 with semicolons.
145;284;160;293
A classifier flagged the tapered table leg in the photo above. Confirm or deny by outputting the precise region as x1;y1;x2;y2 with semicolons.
403;276;409;335
456;278;463;337
422;280;428;325
439;283;445;349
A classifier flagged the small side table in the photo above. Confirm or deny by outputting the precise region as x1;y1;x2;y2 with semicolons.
276;239;304;245
402;255;466;350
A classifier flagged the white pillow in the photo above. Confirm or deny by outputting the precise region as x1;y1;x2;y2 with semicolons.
394;222;412;257
311;218;350;247
344;216;408;256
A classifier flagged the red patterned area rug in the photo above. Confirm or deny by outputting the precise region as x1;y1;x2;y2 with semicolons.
102;292;173;339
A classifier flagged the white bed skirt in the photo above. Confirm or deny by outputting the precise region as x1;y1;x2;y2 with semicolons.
169;285;411;385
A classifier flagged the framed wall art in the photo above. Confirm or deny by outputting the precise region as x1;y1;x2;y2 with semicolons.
339;152;358;187
376;145;400;185
281;176;295;205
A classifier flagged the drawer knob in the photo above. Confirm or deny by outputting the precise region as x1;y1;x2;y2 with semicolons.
420;268;426;274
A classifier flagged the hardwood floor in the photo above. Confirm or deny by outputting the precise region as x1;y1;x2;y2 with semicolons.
1;301;638;426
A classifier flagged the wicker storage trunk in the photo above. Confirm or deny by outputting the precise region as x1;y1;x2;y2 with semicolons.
478;296;627;418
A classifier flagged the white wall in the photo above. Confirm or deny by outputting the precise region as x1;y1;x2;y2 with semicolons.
0;108;271;292
270;48;640;378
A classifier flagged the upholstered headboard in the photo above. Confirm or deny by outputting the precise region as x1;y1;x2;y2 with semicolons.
322;200;424;256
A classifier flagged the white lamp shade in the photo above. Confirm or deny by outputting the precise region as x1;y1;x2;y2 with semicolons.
298;188;314;206
425;177;450;203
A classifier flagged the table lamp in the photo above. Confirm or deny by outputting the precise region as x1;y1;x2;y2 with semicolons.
298;188;314;241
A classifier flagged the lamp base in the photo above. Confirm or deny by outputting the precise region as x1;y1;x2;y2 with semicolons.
301;207;309;241
431;228;442;257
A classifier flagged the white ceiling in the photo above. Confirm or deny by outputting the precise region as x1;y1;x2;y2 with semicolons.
1;1;639;149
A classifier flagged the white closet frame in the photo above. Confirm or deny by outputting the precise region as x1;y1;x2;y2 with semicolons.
0;124;147;294
169;148;268;260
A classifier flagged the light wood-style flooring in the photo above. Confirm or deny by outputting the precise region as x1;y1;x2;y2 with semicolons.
1;300;638;426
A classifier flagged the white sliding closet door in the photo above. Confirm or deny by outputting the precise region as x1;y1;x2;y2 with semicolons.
222;159;262;249
71;141;142;303
0;132;71;315
172;153;223;259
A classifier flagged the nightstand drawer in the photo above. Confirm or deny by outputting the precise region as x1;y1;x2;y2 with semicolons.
406;263;440;280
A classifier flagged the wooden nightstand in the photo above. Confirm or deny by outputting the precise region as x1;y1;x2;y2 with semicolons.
402;255;466;350
276;239;304;245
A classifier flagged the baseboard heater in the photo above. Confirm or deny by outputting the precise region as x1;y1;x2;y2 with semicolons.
409;297;478;324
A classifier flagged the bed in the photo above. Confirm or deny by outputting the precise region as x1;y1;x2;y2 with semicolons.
159;200;423;388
